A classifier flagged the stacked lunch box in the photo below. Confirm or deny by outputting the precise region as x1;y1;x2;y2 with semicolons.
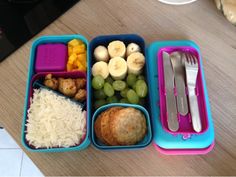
22;34;215;154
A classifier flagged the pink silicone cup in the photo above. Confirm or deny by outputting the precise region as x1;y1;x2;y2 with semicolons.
35;43;68;73
25;71;87;149
153;142;215;155
157;47;209;135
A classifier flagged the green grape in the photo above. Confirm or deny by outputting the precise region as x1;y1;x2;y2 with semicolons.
105;76;114;85
127;89;139;104
132;82;137;90
120;88;129;98
120;98;129;103
94;99;106;109
126;74;137;87
135;80;148;98
107;96;118;103
92;75;104;90
94;89;106;99
137;75;145;81
103;82;115;97
112;80;126;91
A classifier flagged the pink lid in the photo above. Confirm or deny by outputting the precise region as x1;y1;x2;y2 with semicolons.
153;142;214;155
35;43;67;72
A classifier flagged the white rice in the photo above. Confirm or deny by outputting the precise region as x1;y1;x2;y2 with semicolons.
26;88;86;149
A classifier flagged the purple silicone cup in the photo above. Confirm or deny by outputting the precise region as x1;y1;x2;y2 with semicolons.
157;47;209;135
25;71;87;150
35;43;68;72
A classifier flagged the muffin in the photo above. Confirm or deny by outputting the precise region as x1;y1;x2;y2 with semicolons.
111;108;147;145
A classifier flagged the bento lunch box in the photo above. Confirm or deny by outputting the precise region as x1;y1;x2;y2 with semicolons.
22;35;91;152
88;34;153;150
22;34;215;155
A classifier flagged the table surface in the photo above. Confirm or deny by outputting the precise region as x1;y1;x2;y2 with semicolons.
0;0;236;176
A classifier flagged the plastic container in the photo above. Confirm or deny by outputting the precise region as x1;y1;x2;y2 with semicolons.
22;35;91;152
91;103;152;150
35;43;67;72
89;34;153;150
158;46;209;135
146;40;214;154
89;34;146;112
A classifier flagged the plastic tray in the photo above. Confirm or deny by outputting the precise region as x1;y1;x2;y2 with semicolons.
22;35;90;152
89;34;152;150
146;40;215;150
158;47;209;135
91;103;152;150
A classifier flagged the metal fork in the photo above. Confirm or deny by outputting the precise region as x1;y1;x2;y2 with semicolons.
183;53;202;133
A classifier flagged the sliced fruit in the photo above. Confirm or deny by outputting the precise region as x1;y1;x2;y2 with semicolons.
108;40;126;58
73;44;86;54
103;82;115;97
132;81;137;90
107;96;118;103
92;61;109;79
126;73;137;87
92;75;105;90
108;57;127;80
67;63;73;71
126;43;141;56
77;53;87;68
94;45;109;62
120;88;129;98
68;46;73;56
68;39;83;47
135;80;148;98
127;52;145;75
94;89;107;99
105;76;114;85
120;98;129;103
75;61;86;71
112;80;126;91
68;53;77;65
127;89;139;104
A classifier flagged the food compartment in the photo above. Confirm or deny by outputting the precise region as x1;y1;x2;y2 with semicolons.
157;46;209;135
22;71;89;152
89;34;149;110
91;103;152;150
27;35;88;75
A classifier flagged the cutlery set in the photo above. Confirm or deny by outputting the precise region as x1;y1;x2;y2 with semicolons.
163;51;201;133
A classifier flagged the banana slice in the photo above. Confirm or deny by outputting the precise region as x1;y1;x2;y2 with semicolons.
127;52;145;75
94;45;109;62
92;61;109;79
108;41;126;58
126;43;141;56
108;57;127;80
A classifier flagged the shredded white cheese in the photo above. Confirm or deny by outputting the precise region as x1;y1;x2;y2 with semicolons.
26;88;86;149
